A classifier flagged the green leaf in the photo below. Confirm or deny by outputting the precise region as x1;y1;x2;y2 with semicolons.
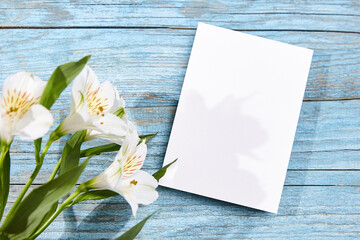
29;202;58;237
115;210;158;240
79;133;157;158
0;146;10;221
31;130;86;236
34;56;90;161
0;158;90;239
80;143;120;158
39;55;90;109
59;130;87;175
152;159;178;181
69;189;118;207
0;231;9;240
140;133;158;143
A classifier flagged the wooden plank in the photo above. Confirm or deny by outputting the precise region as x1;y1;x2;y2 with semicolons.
7;162;360;186
0;1;359;32
6;151;360;184
6;134;360;186
4;185;360;239
4;99;360;201
0;29;359;102
5;99;360;184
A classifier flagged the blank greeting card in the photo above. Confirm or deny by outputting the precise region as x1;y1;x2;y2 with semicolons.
160;23;313;213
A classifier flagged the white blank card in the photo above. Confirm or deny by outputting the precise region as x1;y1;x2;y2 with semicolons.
160;23;313;213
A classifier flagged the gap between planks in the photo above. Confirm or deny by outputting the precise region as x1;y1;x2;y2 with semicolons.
0;26;359;35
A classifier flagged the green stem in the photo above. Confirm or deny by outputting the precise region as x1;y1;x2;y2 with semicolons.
0;143;10;221
29;189;81;239
48;157;62;182
5;140;53;219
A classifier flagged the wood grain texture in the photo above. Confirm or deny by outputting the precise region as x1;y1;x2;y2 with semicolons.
0;0;359;239
0;29;359;102
5;100;360;184
0;0;359;33
3;185;360;239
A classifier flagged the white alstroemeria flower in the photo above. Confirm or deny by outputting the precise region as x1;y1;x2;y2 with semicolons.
84;119;137;144
53;66;135;143
87;133;158;217
0;72;53;144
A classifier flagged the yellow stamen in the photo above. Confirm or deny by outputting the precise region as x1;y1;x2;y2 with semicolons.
85;85;108;116
2;89;37;118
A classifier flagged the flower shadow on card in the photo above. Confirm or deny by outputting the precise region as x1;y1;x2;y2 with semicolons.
59;197;131;240
171;90;268;207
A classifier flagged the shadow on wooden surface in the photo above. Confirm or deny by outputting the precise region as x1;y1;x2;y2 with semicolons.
60;198;132;240
285;94;322;215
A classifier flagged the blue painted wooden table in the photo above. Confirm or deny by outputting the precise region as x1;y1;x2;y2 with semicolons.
0;1;359;239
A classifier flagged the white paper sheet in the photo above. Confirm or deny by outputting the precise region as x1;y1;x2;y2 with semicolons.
159;23;313;213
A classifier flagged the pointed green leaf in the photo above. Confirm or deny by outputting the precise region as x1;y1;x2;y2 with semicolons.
39;55;90;109
34;56;90;164
59;130;87;175
115;210;159;240
140;133;158;143
0;158;90;239
80;143;120;158
153;158;178;181
0;146;10;221
79;133;157;158
69;189;118;207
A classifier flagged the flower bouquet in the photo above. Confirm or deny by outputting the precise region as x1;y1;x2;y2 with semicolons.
0;56;176;239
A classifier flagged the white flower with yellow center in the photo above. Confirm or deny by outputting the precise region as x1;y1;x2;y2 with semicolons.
0;72;53;144
86;133;158;217
53;66;135;143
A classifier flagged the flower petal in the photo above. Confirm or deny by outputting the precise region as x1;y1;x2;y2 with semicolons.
91;113;136;139
14;104;53;140
98;81;117;113
124;170;159;201
105;83;125;114
3;72;46;101
59;94;92;135
31;75;47;100
121;170;159;217
84;129;128;145
121;140;147;179
114;132;140;169
124;195;139;217
0;100;12;144
89;160;122;191
71;66;99;112
118;132;139;157
72;66;100;99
